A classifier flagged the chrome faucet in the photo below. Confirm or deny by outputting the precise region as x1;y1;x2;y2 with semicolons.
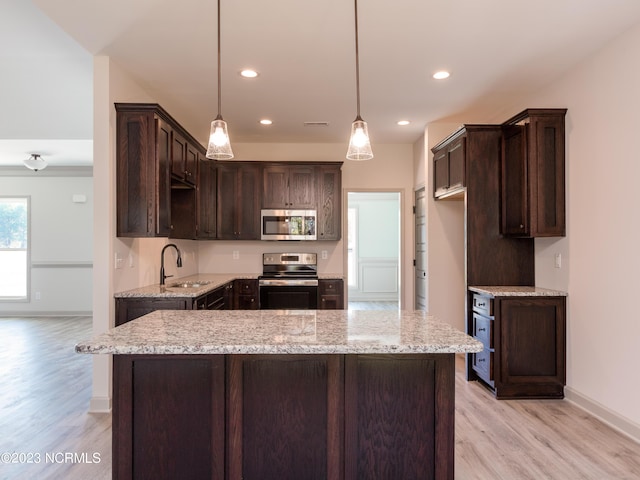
160;243;183;285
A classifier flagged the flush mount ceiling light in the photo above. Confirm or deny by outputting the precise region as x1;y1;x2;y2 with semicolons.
397;120;410;126
346;0;373;161
259;119;273;125
433;71;450;80
206;0;234;160
240;69;258;78
24;153;47;171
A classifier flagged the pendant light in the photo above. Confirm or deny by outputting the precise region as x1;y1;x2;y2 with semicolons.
206;0;234;160
346;0;373;161
24;154;47;171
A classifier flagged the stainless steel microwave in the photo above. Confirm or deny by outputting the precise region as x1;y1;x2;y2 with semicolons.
261;209;317;241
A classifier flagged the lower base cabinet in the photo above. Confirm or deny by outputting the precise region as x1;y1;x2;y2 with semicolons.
318;278;344;309
113;353;455;480
467;291;566;399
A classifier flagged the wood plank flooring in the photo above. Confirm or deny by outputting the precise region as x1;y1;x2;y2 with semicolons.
1;316;639;479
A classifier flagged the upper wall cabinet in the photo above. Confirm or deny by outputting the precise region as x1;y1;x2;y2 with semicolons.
432;132;466;199
316;164;342;241
216;162;262;240
116;104;172;237
115;103;206;238
262;165;316;209
501;108;567;237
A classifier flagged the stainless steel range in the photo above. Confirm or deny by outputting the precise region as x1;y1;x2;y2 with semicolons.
259;253;318;309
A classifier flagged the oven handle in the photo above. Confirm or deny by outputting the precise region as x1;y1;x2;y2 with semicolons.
259;279;319;287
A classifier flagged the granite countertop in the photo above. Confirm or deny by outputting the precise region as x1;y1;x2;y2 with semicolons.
76;309;483;355
115;273;344;298
469;286;568;297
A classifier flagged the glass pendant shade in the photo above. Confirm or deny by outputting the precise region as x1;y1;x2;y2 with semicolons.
346;117;373;161
23;154;48;171
206;116;234;159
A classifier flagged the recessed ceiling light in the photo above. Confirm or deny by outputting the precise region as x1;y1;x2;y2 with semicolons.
260;119;273;125
433;71;450;80
240;69;258;78
397;120;410;126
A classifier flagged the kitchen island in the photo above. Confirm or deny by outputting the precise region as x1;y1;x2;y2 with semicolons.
77;309;482;480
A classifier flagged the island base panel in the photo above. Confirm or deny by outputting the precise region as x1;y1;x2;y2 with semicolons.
113;353;455;480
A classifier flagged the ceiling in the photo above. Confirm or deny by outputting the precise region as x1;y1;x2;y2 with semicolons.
3;0;640;168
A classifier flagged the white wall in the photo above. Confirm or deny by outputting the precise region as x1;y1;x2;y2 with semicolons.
422;123;466;331
511;22;640;434
0;175;93;315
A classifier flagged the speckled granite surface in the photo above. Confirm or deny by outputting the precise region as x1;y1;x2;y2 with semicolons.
76;310;483;355
115;273;344;298
469;286;567;297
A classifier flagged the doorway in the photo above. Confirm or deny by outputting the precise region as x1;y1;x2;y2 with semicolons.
346;191;401;310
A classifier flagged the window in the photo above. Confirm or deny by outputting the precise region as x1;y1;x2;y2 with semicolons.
0;197;29;300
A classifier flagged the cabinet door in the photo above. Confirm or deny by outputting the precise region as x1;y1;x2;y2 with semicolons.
217;163;261;240
318;279;344;309
262;165;288;208
433;148;449;198
184;142;198;186
237;164;261;239
501;124;528;235
497;297;566;397
216;164;239;239
196;160;217;239
171;130;188;180
528;114;566;236
447;136;465;190
234;279;259;309
116;111;171;237
227;355;343;480
288;165;316;208
317;165;342;240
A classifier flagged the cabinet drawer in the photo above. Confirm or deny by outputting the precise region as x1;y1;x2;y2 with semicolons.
472;294;493;317
235;279;258;294
473;313;493;348
472;348;494;384
319;279;342;295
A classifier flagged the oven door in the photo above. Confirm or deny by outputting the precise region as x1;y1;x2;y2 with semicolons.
259;279;319;309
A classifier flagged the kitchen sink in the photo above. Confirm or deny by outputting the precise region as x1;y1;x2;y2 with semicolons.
168;280;211;288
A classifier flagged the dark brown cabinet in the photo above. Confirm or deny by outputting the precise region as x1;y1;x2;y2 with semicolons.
262;165;316;209
317;164;342;240
115;297;192;326
468;291;566;399
233;278;259;309
116;105;172;237
113;352;455;479
501;108;567;237
433;133;466;199
170;129;197;187
195;160;217;239
216;162;261;240
116;103;206;238
194;285;226;310
318;278;344;309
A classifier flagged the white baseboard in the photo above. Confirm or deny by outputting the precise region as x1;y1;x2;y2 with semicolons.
89;396;112;413
565;386;640;444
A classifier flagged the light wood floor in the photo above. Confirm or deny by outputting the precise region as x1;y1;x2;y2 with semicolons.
348;301;399;310
1;316;639;479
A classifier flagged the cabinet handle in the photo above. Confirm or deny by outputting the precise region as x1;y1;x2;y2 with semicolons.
520;224;524;229
478;327;486;332
478;358;486;363
477;301;486;307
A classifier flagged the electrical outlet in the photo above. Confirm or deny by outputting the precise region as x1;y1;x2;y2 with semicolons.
554;253;562;269
128;253;135;268
114;253;124;269
321;250;328;260
35;291;41;301
232;250;240;260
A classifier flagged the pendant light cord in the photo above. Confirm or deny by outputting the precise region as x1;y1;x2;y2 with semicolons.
217;0;222;119
354;0;362;120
